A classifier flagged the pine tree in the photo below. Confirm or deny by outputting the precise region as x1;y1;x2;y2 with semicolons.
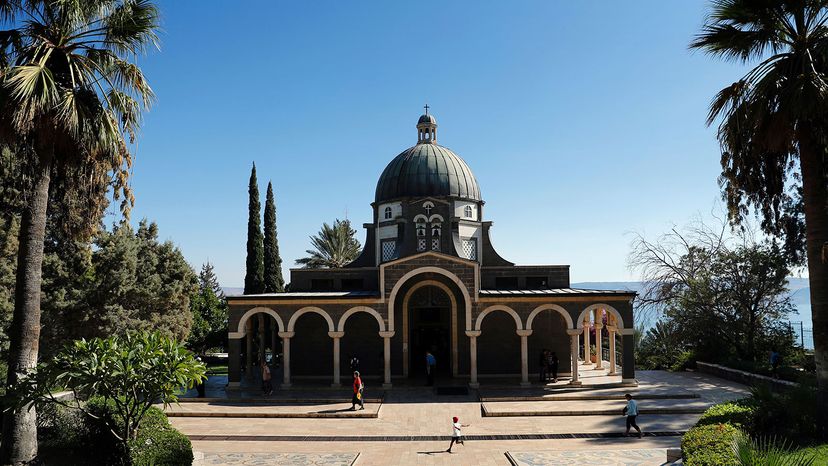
244;163;265;294
199;261;224;297
263;182;285;293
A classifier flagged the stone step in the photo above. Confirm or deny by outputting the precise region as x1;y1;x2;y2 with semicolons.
161;401;380;419
482;398;712;417
480;392;700;402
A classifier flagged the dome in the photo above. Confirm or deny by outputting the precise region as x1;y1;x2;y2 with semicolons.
375;143;482;203
417;113;437;125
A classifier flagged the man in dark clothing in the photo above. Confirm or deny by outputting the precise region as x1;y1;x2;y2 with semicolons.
349;355;360;378
548;352;559;383
538;350;549;382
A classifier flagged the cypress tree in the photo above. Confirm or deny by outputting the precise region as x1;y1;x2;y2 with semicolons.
243;163;265;294
263;182;285;292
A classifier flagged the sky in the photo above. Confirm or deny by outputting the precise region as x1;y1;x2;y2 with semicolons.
124;0;751;288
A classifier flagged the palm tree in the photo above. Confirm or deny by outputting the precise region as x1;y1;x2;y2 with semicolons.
296;219;362;269
0;1;158;462
690;0;828;435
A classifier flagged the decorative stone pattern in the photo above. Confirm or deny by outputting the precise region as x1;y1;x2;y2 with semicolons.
201;453;358;466
506;448;667;466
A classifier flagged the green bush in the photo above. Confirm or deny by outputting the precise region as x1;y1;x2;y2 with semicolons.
39;396;191;466
682;423;740;466
696;400;755;430
669;350;696;372
130;428;193;466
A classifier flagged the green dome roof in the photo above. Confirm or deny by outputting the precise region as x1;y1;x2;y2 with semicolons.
375;143;482;203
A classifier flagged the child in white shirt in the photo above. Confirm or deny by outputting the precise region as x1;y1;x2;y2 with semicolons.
446;416;469;453
623;393;642;438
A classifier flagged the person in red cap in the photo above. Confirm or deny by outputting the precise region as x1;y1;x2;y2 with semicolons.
446;416;469;453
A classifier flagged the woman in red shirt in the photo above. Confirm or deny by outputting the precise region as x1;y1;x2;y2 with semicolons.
351;371;364;410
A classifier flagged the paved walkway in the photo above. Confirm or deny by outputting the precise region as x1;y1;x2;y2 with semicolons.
170;369;747;465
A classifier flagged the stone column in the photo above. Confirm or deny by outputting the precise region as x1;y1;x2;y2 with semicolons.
583;318;592;365
271;319;278;362
228;336;242;387
621;330;637;385
329;331;344;387
466;330;481;388
258;314;266;363
279;331;294;388
379;331;395;388
245;319;253;378
607;325;618;376
516;329;533;387
594;320;604;370
567;329;582;385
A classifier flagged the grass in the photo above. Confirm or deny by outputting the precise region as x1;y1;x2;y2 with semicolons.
782;443;828;462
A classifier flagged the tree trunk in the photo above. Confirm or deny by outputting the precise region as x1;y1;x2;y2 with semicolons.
0;154;52;465
797;124;828;438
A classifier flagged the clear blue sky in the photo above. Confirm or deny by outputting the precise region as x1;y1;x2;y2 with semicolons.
125;0;746;288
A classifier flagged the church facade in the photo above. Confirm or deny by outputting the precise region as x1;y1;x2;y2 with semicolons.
226;112;637;388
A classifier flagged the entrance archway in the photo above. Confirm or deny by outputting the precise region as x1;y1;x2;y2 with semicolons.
406;285;454;379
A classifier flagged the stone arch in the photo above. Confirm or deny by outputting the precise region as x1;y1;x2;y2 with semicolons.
475;305;523;331
338;306;386;333
526;304;574;330
233;307;285;338
576;304;625;329
387;266;473;331
428;214;444;223
413;214;428;223
287;306;335;332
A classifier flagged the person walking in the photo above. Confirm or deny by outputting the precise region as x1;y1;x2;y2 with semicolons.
538;349;548;383
260;359;273;395
446;416;469;453
425;351;436;386
770;349;781;379
548;351;559;383
623;393;642;438
351;371;364;410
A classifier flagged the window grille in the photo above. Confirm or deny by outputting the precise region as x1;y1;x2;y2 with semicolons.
462;238;477;260
418;238;427;251
381;240;396;262
431;238;440;251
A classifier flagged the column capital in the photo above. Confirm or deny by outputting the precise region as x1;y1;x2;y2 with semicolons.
328;331;345;338
594;322;604;330
566;328;582;336
465;330;481;338
228;332;244;340
516;329;533;337
606;325;617;332
278;331;295;338
378;331;395;338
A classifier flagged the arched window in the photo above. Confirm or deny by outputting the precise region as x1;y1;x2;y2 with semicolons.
464;205;473;219
416;222;426;237
431;223;441;237
384;206;392;219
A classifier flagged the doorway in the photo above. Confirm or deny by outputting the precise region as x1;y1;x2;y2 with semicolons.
408;286;452;379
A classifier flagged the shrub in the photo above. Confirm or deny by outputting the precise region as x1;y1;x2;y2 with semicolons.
130;428;193;466
669;350;696;372
38;396;191;466
747;384;818;441
682;423;740;466
696;400;755;430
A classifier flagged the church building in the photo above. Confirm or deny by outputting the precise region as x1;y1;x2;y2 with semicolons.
226;111;637;388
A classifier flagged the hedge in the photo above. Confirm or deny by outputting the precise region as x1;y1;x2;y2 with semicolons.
682;423;740;466
39;397;192;465
695;399;754;430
